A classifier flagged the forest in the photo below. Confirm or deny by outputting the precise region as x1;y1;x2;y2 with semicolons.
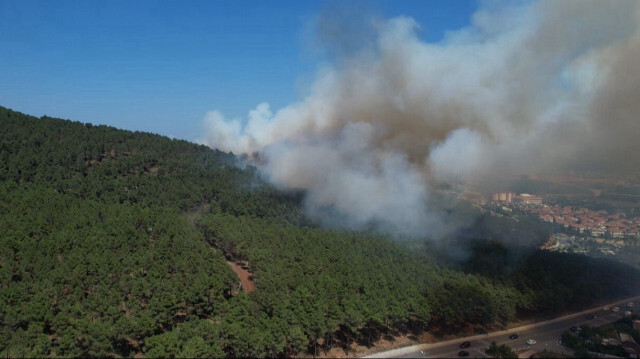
2;105;640;358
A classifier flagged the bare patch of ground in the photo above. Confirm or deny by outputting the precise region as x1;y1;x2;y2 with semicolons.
147;166;159;175
226;260;256;293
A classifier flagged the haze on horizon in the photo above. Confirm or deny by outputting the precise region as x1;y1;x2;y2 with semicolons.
203;0;640;237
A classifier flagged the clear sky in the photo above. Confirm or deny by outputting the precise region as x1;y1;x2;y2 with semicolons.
0;0;477;141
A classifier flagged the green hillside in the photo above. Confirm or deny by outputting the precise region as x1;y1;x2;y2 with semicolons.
1;106;639;358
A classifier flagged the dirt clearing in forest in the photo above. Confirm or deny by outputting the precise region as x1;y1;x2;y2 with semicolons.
226;261;256;293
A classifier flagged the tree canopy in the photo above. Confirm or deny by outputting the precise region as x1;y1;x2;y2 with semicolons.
1;105;639;357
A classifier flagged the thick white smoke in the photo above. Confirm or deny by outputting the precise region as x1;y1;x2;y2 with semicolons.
202;0;640;237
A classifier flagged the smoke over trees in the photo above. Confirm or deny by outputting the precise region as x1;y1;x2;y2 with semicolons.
203;0;640;236
2;106;640;358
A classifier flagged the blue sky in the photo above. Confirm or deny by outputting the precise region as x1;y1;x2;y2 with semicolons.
0;0;477;141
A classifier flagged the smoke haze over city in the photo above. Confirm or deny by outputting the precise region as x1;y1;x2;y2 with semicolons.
203;0;640;237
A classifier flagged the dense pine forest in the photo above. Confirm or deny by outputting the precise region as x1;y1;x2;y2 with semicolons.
1;105;639;358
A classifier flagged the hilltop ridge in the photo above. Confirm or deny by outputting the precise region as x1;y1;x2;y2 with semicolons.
1;105;639;358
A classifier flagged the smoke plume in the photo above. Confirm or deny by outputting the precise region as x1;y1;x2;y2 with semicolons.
202;0;640;237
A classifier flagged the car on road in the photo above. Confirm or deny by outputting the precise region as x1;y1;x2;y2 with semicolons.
460;341;471;348
602;306;610;311
526;339;537;345
509;333;519;340
613;306;620;312
628;302;635;308
458;351;470;357
587;314;597;320
570;326;581;333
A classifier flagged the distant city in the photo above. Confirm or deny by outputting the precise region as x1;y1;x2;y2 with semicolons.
458;189;640;261
489;191;640;239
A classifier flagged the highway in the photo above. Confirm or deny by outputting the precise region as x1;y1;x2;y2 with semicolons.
365;295;640;358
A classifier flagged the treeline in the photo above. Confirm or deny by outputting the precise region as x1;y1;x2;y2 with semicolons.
1;105;639;358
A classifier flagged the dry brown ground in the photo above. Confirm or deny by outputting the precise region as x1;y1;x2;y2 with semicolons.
226;260;256;293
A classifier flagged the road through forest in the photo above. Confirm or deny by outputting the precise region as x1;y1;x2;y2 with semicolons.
364;295;640;358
